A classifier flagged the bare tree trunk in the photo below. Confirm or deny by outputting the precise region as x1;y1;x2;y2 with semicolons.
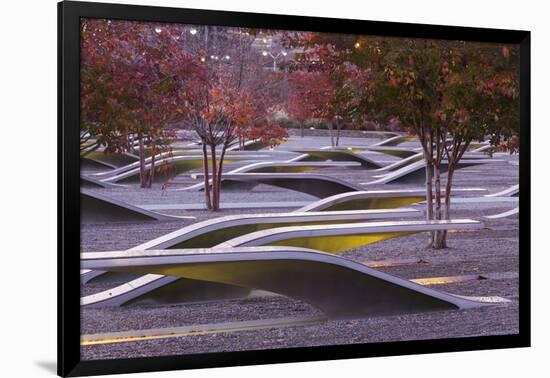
440;167;455;248
432;161;446;249
327;123;335;147
432;128;446;249
138;135;147;188
300;123;304;138
423;132;434;246
146;143;156;188
425;161;434;219
210;144;219;211
335;124;341;146
201;142;212;210
215;143;228;210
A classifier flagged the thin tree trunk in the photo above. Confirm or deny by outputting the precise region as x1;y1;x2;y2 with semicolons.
215;143;228;210
147;143;156;188
201;142;212;210
300;123;304;138
335;125;341;146
210;144;219;211
432;161;445;249
138;135;147;188
327;123;335;147
423;132;434;246
432;128;445;249
425;160;434;221
440;167;455;248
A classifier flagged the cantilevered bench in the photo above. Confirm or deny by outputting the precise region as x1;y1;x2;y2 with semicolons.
180;173;364;198
227;138;284;151
126;208;421;250
80;175;121;189
81;150;138;169
99;155;266;184
224;161;361;174
80;189;194;223
296;188;488;212
484;207;519;219
216;219;483;253
82;218;483;308
90;150;271;179
291;148;383;169
81;208;421;300
362;146;420;159
81;246;494;319
485;184;519;197
371;135;417;147
363;158;500;185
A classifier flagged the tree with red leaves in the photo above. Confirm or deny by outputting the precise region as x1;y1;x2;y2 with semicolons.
286;37;372;145
351;36;519;248
182;27;288;210
286;32;519;249
81;19;199;187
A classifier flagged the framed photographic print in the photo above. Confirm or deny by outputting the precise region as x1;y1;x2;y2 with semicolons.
58;0;530;376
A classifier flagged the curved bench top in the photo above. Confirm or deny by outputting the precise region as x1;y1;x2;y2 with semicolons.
179;172;364;198
81;246;489;319
81;150;138;169
373;152;424;173
91;151;271;179
226;161;361;174
132;208;421;250
362;146;420;158
80;218;483;308
484;207;519;219
100;155;205;183
363;158;500;185
100;155;267;184
371;135;417;147
216;219;483;250
372;152;494;174
291;149;383;169
296;188;487;212
81;189;193;223
90;151;202;178
485;184;519;197
80;175;121;189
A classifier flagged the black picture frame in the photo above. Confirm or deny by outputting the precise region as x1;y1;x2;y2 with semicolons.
58;1;531;376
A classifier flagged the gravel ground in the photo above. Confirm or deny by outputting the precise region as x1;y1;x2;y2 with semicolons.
80;135;520;360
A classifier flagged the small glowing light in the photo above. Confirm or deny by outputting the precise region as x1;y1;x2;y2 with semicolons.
262;38;268;43
354;42;360;48
225;55;230;60
309;127;315;130
155;27;162;34
411;274;484;286
282;51;287;56
210;55;215;59
189;28;197;35
200;57;206;62
262;51;268;56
